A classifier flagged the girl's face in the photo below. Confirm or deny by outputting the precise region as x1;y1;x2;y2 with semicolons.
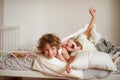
62;39;81;52
43;43;57;59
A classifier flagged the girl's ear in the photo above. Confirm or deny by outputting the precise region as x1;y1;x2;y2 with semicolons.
77;43;83;50
76;45;82;51
76;47;80;51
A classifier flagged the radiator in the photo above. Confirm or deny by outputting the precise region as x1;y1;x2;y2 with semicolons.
0;27;19;51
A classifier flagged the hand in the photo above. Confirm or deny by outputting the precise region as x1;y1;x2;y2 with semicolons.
62;40;68;48
89;7;96;17
66;65;71;73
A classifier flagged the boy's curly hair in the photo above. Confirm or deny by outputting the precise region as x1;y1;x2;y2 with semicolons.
37;33;61;50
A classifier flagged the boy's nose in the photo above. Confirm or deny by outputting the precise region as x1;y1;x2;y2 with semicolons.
49;49;53;54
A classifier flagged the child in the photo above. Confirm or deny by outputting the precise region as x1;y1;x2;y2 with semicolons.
37;33;70;62
63;7;97;73
64;7;120;73
62;7;97;55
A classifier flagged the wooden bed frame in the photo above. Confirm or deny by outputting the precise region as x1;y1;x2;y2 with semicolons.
0;70;120;80
0;70;69;80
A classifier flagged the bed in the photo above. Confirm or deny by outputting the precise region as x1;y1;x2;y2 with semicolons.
0;26;66;80
0;51;71;80
0;26;120;80
0;50;120;80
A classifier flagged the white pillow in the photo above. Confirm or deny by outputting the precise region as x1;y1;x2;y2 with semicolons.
70;51;117;71
32;54;84;78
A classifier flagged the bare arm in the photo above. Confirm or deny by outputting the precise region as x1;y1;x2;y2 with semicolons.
56;53;67;62
56;48;70;62
66;56;75;73
84;7;96;37
62;48;70;60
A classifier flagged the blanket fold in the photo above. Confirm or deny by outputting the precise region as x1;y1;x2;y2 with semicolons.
61;24;102;44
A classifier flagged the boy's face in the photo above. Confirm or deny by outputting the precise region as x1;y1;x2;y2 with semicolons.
43;43;57;59
62;39;81;52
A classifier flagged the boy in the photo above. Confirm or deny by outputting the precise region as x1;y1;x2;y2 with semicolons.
37;33;70;62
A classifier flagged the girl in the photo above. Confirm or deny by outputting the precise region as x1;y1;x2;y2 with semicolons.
62;7;97;56
62;7;97;73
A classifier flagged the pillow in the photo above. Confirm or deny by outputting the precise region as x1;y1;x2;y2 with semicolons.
32;54;83;78
70;51;117;71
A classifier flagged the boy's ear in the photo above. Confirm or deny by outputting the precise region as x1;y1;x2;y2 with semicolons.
37;50;43;54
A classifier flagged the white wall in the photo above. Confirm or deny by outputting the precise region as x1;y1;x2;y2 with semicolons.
3;0;120;46
0;0;3;26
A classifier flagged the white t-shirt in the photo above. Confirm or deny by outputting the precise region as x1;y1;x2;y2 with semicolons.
58;47;63;54
75;34;98;51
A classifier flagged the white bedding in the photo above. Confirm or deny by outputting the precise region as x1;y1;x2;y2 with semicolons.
32;53;112;79
0;51;118;79
71;51;117;71
0;51;35;70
